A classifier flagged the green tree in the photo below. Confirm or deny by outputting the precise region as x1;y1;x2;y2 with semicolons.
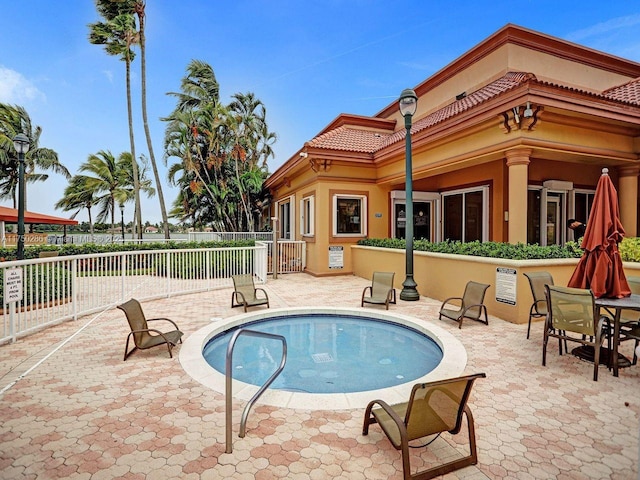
79;150;130;241
55;175;97;239
0;104;70;208
163;60;274;232
89;2;143;238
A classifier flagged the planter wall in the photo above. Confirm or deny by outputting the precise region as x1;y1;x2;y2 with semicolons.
352;245;640;325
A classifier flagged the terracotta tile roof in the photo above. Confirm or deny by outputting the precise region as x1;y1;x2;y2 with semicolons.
380;72;533;149
602;78;640;104
307;72;533;154
306;125;389;153
306;71;640;155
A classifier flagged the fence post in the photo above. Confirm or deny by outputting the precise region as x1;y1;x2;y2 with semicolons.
271;217;278;279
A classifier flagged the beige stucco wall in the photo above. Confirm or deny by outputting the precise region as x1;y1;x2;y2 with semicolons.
351;245;640;325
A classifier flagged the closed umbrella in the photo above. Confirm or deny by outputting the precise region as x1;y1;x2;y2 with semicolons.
567;168;630;298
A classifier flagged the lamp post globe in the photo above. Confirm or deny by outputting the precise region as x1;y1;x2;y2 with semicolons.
13;134;30;260
398;89;420;301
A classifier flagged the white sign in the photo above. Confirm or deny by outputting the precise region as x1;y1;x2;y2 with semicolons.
496;267;517;305
4;268;23;303
328;246;344;269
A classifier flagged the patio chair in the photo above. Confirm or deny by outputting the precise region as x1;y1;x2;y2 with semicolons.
543;285;607;381
439;281;490;329
231;274;270;312
117;299;183;361
619;276;640;365
523;271;554;339
363;373;486;480
361;271;397;310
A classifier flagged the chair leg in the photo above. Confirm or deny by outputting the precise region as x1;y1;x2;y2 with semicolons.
527;315;532;339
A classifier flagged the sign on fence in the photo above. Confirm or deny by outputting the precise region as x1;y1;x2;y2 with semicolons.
4;268;23;303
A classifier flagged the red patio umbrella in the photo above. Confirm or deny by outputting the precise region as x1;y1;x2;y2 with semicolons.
567;168;630;298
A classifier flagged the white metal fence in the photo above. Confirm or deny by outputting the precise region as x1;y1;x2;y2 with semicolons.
0;244;267;345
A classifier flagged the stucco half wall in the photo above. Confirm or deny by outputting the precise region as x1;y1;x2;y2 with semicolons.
351;245;640;324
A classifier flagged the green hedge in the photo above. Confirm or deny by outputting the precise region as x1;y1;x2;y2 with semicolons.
0;239;255;262
357;238;588;260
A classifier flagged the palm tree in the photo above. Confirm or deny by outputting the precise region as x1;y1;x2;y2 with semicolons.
55;175;96;240
79;150;129;241
132;1;170;238
89;4;143;238
120;152;155;230
0;103;70;208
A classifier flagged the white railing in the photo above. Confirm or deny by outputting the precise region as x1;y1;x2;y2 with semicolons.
0;244;267;345
260;241;306;274
188;231;274;242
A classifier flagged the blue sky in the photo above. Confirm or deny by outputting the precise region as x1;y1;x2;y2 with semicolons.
2;1;640;224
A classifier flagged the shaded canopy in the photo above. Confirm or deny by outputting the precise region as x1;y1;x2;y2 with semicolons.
567;168;630;298
0;206;78;226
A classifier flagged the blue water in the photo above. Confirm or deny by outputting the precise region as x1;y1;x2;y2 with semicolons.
202;314;443;394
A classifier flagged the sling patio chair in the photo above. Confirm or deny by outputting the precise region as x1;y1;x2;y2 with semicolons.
363;373;486;480
523;271;554;339
619;276;640;365
231;274;270;312
543;285;608;381
361;271;397;310
439;281;490;329
117;298;184;361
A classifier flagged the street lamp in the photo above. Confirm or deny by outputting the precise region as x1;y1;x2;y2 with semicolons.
399;88;419;301
13;134;30;260
119;203;125;241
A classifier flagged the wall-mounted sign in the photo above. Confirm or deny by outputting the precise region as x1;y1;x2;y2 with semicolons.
496;267;516;305
328;246;344;269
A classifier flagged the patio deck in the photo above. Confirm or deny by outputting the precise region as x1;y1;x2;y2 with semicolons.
0;273;638;479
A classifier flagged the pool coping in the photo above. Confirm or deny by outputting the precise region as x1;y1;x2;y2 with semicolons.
179;306;467;411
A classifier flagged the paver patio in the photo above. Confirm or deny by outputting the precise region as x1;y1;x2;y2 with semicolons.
1;273;638;479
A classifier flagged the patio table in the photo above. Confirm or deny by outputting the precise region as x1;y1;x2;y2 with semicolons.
595;294;640;377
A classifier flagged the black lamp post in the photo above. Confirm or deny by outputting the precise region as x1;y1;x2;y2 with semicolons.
13;134;30;260
119;203;125;241
399;88;419;301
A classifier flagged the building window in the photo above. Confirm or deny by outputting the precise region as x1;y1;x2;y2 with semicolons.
333;194;367;236
277;196;294;239
300;196;314;236
442;187;488;242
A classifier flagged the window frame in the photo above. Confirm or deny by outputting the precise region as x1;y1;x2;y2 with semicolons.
300;195;315;237
441;185;489;242
332;193;367;237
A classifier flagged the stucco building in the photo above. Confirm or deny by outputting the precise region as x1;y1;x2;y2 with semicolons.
265;24;640;276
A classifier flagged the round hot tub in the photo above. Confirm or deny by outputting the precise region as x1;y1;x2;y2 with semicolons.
180;307;467;410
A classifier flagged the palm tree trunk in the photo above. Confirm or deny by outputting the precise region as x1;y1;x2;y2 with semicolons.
136;4;170;239
125;53;143;239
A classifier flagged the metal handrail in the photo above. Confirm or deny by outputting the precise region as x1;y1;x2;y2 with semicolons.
225;328;287;453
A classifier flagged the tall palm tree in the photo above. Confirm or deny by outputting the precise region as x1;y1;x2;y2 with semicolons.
89;4;143;238
79;150;129;241
0;103;70;208
120;152;155;231
131;0;170;238
55;175;96;240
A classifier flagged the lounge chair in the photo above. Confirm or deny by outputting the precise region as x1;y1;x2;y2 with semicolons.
523;271;554;339
363;373;486;480
361;271;396;310
439;281;490;329
543;285;607;381
117;299;183;361
231;274;270;312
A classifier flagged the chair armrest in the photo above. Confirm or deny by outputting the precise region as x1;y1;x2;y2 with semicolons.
148;318;181;330
441;297;463;308
363;398;407;440
255;288;268;298
129;327;171;339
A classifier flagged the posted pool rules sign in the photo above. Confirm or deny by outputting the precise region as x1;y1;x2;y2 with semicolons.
4;268;23;303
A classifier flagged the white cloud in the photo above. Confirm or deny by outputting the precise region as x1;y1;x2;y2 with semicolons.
566;14;640;42
0;66;46;104
102;70;114;83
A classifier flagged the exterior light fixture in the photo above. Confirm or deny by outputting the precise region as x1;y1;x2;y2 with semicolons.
13;133;30;260
398;88;419;301
119;203;125;241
